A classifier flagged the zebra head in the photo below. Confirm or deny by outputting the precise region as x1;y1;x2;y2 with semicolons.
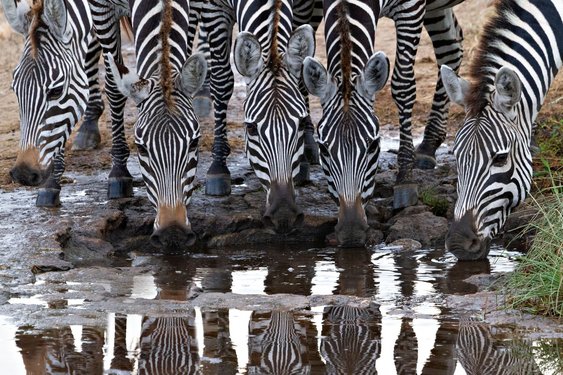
303;52;389;247
5;0;90;186
108;53;207;251
441;65;532;260
233;25;315;234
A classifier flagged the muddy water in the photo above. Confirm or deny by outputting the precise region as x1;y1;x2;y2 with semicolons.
1;243;561;374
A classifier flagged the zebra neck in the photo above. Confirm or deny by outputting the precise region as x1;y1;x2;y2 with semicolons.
237;0;293;63
471;0;563;136
132;0;190;79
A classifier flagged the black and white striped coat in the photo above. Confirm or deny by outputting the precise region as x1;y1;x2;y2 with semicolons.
443;0;563;260
193;0;317;234
108;0;207;250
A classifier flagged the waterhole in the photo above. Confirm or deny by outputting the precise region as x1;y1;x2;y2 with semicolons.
1;244;561;374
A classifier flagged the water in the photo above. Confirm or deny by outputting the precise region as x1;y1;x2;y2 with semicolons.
0;244;560;374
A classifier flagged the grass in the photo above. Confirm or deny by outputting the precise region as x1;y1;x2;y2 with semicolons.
420;187;449;217
503;167;563;317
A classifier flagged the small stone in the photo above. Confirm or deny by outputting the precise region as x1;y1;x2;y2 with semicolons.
388;239;422;251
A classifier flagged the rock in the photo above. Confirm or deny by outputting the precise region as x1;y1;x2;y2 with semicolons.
501;203;538;251
366;228;385;246
386;211;448;247
388;238;422;251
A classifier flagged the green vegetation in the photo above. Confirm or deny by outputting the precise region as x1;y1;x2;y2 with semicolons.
504;168;563;317
420;187;449;217
533;118;563;189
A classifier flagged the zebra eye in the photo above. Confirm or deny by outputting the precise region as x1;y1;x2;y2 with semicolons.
246;122;258;137
492;152;509;167
47;86;64;100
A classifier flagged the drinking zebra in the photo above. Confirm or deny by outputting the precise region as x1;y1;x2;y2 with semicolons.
442;0;562;259
302;0;468;246
4;0;96;205
4;0;134;206
107;0;207;249
194;0;316;233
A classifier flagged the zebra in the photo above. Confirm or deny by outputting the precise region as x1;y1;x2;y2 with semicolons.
4;0;135;206
303;0;467;226
16;325;105;373
456;317;542;374
247;310;314;374
108;0;207;249
195;0;316;233
4;0;95;206
320;304;381;373
442;0;563;260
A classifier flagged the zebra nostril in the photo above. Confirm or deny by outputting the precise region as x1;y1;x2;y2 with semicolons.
150;233;163;247
294;212;304;228
29;172;41;185
263;215;275;229
185;231;197;247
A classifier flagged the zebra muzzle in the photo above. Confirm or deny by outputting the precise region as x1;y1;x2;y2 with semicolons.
263;181;304;234
10;147;50;186
446;211;491;261
335;197;369;248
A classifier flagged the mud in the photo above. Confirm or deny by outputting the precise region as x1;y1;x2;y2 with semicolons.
1;1;563;373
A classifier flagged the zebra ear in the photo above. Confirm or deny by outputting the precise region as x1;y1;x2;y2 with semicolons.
493;67;521;114
302;57;336;103
1;0;31;34
441;65;469;107
285;24;315;79
42;0;72;44
234;32;264;81
106;53;150;104
178;53;207;96
358;51;389;100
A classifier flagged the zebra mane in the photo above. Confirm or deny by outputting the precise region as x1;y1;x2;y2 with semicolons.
160;0;174;108
268;0;283;73
30;0;45;59
336;0;353;112
466;0;517;116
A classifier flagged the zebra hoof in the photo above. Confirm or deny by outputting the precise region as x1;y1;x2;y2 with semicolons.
193;96;212;118
414;154;437;170
206;175;231;196
72;126;101;151
295;161;310;186
304;138;320;166
393;184;419;210
107;177;134;199
36;188;61;207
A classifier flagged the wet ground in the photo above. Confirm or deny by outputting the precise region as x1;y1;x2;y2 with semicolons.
1;1;563;373
0;151;562;374
0;242;561;374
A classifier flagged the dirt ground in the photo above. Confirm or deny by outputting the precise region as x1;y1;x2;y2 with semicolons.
0;0;562;190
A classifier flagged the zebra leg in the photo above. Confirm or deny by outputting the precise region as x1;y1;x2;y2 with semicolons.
36;150;65;207
390;5;425;209
202;8;235;196
92;8;133;199
415;8;463;169
72;36;104;151
193;25;212;118
293;0;323;168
